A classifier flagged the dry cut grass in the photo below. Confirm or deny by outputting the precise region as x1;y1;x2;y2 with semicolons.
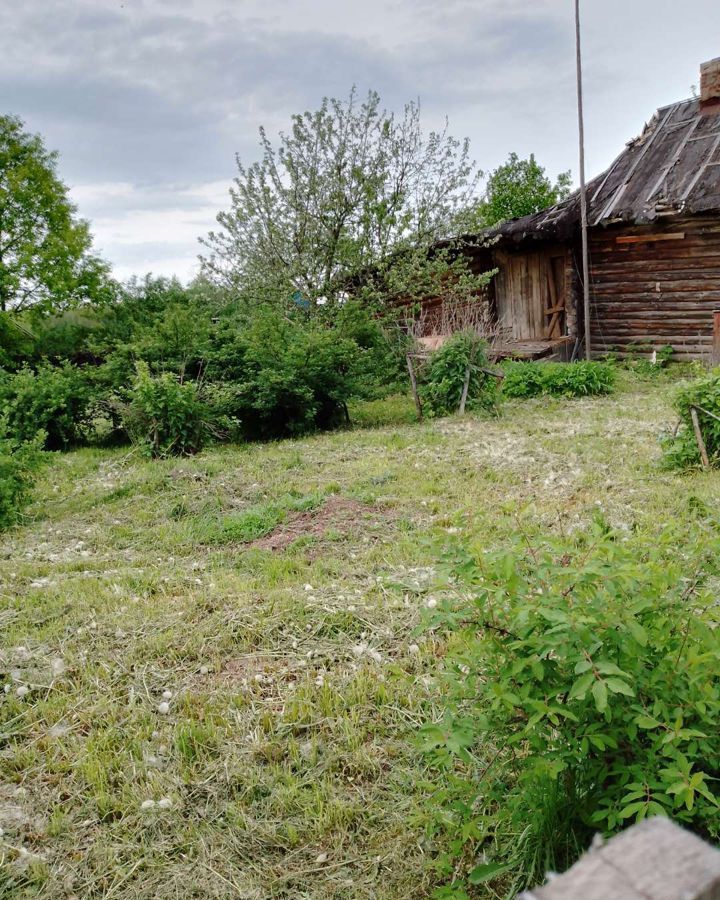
1;375;718;898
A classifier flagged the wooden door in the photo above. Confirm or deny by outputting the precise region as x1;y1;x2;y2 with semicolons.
495;247;568;340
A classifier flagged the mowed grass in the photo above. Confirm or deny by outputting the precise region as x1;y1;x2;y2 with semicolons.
1;376;718;899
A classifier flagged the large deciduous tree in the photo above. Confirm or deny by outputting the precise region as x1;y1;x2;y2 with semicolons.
477;152;572;227
200;89;481;309
0;115;110;314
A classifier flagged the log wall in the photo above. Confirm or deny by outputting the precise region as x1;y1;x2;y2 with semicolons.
589;217;720;359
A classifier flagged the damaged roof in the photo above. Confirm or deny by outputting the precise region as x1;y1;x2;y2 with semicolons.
488;97;720;244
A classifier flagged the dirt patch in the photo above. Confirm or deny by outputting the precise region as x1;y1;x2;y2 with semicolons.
249;496;380;551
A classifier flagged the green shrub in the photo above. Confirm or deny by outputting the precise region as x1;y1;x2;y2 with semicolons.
662;372;720;469
420;526;720;896
419;332;499;418
623;344;674;377
204;307;393;440
0;362;94;450
121;364;214;458
0;424;44;529
502;360;616;399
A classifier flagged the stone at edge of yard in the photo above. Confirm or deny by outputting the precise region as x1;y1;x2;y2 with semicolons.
520;818;720;900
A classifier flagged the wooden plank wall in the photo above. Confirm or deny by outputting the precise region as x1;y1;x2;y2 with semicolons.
589;217;720;359
494;246;575;341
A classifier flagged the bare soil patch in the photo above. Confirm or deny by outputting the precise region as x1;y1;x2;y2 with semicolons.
249;496;381;551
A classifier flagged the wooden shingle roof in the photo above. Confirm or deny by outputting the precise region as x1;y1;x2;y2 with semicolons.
488;97;720;244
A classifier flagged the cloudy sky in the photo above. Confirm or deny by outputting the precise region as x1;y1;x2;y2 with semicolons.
2;0;719;282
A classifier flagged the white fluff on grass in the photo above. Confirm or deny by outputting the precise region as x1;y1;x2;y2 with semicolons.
157;797;173;809
140;800;156;811
162;690;172;700
157;701;170;715
51;658;65;677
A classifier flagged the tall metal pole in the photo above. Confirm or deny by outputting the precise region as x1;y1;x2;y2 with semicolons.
575;0;592;359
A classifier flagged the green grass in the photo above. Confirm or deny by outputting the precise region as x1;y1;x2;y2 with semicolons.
1;378;719;898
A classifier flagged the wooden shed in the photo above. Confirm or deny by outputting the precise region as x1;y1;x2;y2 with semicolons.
469;56;720;361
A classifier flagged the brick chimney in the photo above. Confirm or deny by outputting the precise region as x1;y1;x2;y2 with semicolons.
700;57;720;114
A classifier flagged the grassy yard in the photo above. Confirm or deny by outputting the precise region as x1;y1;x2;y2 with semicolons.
1;375;718;898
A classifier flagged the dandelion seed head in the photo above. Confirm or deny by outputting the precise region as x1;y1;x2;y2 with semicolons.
157;701;170;715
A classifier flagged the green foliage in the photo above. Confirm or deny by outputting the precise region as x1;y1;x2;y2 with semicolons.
621;343;675;377
0;362;94;450
502;361;616;399
205;305;396;440
0;114;112;314
421;525;720;895
122;364;213;458
419;332;499;418
0;422;44;529
662;371;720;469
201;88;479;310
473;153;572;228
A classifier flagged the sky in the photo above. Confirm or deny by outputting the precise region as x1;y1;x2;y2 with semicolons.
2;0;720;282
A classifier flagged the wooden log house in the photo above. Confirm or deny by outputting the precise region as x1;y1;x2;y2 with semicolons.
447;56;720;361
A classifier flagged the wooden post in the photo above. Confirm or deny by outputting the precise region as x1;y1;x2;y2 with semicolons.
406;354;423;421
458;364;471;415
575;0;592;360
712;310;720;366
690;406;710;470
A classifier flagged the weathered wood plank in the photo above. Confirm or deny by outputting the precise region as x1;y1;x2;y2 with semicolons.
615;232;686;244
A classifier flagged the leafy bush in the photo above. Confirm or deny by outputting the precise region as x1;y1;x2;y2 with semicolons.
421;526;720;896
204;307;394;440
622;343;674;377
662;372;720;469
419;332;499;418
121;364;214;458
0;362;94;450
0;424;44;529
502;361;616;399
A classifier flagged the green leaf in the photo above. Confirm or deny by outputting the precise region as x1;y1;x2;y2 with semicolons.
627;619;648;646
636;715;661;729
595;661;629;677
468;862;509;884
569;672;594;700
618;801;645;819
605;678;634;697
592;679;608;712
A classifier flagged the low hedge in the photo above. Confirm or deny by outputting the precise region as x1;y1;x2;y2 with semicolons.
502;360;616;399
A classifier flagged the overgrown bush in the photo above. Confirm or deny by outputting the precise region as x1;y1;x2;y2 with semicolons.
205;306;396;440
0;424;44;529
121;364;214;458
502;360;616;399
662;372;720;469
421;525;720;897
419;332;499;418
0;362;95;450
